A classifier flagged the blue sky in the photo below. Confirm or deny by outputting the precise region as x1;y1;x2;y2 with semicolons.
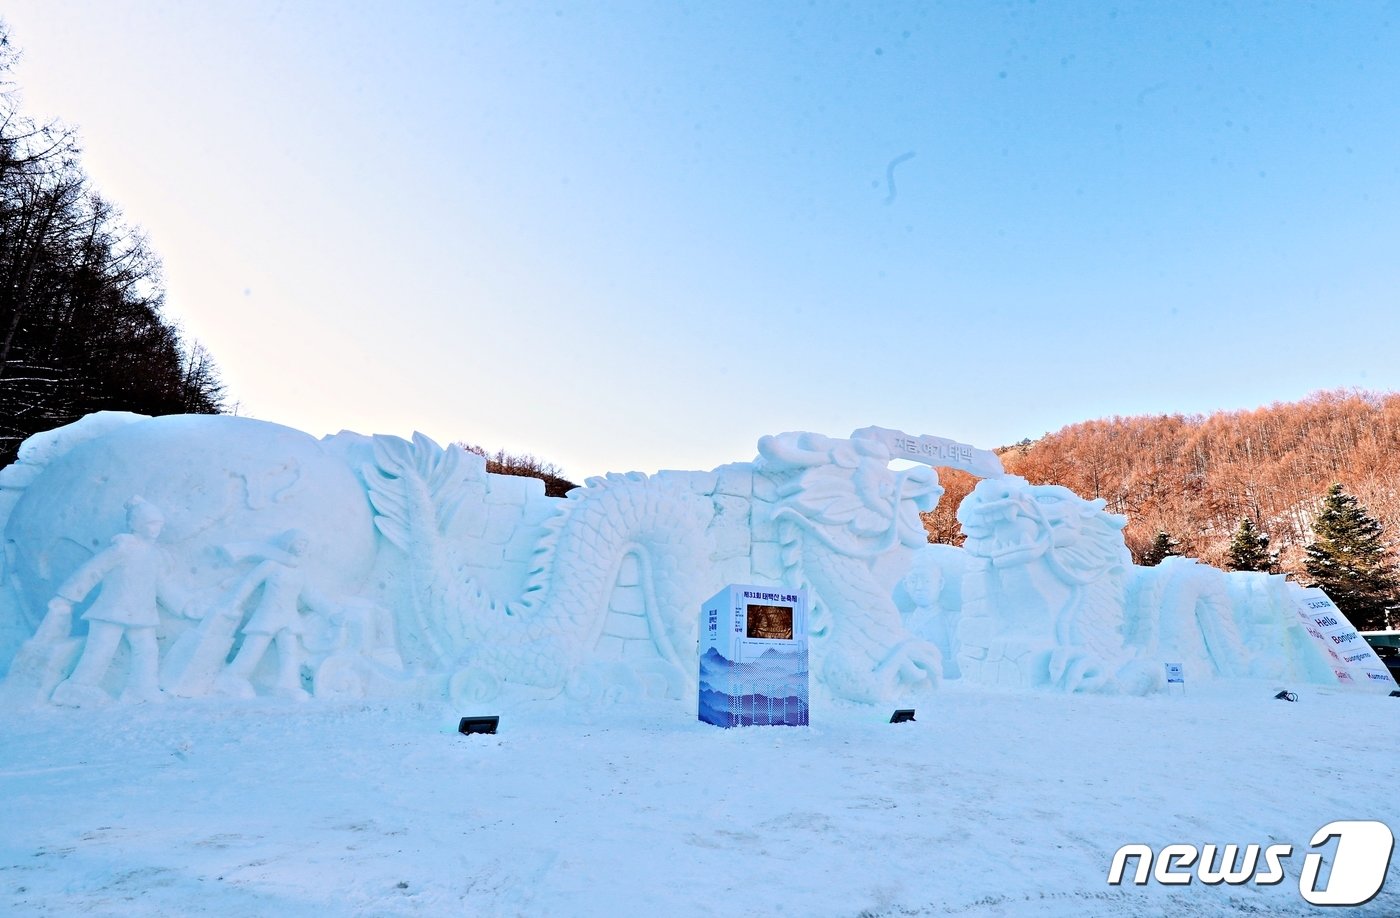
4;1;1398;478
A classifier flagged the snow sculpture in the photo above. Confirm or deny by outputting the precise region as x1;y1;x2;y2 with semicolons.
3;414;376;620
355;431;720;701
0;413;1385;708
755;432;944;702
897;545;967;680
956;477;1148;692
0;415;381;703
211;530;326;700
1127;556;1251;680
851;425;1005;478
953;475;1350;693
1226;571;1338;683
38;498;191;706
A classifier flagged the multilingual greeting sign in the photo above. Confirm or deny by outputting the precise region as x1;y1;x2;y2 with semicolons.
1291;587;1397;690
698;585;809;728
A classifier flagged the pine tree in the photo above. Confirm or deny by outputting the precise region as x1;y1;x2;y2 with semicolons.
1303;483;1399;631
1226;517;1274;572
1140;531;1181;566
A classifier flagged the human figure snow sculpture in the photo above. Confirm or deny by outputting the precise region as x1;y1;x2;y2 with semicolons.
0;414;378;667
44;498;192;706
159;531;402;700
898;545;965;680
212;530;334;700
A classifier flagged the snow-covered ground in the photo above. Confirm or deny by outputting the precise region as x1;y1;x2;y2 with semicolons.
3;682;1396;917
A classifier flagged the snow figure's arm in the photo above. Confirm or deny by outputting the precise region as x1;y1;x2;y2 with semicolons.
156;551;199;619
52;538;126;605
213;560;278;619
33;539;126;642
221;540;298;566
297;582;340;620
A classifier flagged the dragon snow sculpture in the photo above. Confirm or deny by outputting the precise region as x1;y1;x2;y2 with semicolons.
756;432;945;702
358;431;719;701
953;475;1312;694
956;477;1146;692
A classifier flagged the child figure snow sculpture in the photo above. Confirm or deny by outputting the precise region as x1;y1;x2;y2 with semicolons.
45;497;189;706
214;529;331;700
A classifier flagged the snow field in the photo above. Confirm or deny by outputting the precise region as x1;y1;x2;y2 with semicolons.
2;682;1396;917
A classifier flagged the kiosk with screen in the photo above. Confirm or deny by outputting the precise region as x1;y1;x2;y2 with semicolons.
698;584;809;727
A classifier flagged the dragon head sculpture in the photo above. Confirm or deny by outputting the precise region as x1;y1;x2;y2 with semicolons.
957;476;1131;585
756;432;943;554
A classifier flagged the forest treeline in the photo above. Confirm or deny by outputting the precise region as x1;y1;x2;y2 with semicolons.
457;442;579;498
0;25;224;466
922;389;1400;579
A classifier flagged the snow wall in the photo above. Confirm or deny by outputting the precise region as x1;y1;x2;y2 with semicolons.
0;413;1391;708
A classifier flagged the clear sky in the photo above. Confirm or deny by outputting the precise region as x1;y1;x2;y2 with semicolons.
4;1;1398;479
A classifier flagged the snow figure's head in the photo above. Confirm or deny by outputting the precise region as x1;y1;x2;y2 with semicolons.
124;496;165;540
899;543;966;610
280;529;311;557
902;551;945;606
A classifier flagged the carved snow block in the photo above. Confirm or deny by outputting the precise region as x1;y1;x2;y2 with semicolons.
750;542;784;581
708;495;751;560
484;474;542;505
713;464;753;499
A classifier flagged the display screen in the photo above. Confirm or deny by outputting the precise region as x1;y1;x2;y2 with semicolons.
746;604;793;640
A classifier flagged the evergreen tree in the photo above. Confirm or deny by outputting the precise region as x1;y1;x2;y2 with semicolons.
1303;483;1399;631
1140;531;1181;566
1226;517;1274;572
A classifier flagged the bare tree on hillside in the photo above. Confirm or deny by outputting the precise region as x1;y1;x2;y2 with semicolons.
1000;390;1400;578
457;442;579;498
0;23;224;465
